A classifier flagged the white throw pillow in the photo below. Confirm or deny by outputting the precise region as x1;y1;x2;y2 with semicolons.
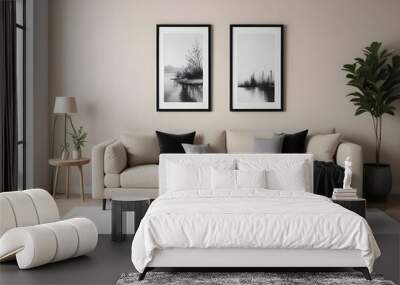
306;133;341;162
167;163;210;191
211;169;268;190
274;162;307;191
211;168;236;190
237;169;267;188
167;160;235;191
237;158;308;191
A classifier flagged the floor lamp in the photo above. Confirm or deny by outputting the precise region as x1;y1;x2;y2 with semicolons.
53;97;77;159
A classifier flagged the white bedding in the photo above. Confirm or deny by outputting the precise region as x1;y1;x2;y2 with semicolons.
131;190;380;273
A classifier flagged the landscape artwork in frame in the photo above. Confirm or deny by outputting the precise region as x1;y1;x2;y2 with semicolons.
157;25;211;111
230;25;283;111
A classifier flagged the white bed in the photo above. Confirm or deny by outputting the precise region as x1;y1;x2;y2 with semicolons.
131;154;380;280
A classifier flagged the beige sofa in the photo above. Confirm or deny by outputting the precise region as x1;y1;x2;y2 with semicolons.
92;130;363;209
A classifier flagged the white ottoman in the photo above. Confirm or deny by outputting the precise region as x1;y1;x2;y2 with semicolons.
0;189;98;269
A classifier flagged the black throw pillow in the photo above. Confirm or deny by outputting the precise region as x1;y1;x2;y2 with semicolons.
156;131;196;153
281;130;308;153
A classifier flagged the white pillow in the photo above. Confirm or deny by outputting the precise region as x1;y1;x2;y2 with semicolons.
237;159;308;191
274;162;307;191
167;160;235;191
167;163;210;191
211;168;236;190
237;169;267;188
211;169;268;190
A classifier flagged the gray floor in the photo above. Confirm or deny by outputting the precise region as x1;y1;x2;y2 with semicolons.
1;209;399;285
0;235;134;285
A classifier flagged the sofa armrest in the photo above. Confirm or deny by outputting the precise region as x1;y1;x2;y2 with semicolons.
91;139;116;199
336;142;363;197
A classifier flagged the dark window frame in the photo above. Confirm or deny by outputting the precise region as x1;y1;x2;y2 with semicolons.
16;0;26;189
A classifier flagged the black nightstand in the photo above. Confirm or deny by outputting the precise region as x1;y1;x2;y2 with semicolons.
331;198;366;218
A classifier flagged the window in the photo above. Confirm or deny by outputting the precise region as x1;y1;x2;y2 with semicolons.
16;0;26;190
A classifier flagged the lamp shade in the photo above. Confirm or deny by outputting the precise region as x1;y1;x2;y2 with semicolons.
53;97;77;114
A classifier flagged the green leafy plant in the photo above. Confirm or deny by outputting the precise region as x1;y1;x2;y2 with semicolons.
342;42;400;165
69;126;87;150
68;123;87;150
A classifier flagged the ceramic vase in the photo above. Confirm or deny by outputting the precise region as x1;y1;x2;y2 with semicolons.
72;148;82;160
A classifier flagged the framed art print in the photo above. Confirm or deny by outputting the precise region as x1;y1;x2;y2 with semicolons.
230;25;283;111
157;25;211;111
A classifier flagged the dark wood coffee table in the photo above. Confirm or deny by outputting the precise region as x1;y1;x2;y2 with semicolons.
111;197;152;242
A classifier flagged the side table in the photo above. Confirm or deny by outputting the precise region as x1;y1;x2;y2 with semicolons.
331;198;366;218
111;197;152;242
49;158;90;201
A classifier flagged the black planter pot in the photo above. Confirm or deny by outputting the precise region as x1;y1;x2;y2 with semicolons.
363;163;392;201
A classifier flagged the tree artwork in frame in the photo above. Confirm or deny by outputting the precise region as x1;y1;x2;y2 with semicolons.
157;25;211;111
230;25;284;111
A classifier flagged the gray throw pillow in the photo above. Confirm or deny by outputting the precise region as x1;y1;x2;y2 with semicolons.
254;134;284;153
182;143;210;154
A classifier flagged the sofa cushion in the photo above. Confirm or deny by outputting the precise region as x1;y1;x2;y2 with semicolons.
281;130;308;153
254;134;284;153
307;133;341;162
182;143;210;153
156;131;196;153
120;164;158;188
193;130;226;153
120;132;160;166
226;130;275;153
226;129;335;154
104;141;127;174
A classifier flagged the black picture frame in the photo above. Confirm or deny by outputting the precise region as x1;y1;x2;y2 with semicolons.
156;24;212;112
230;24;284;112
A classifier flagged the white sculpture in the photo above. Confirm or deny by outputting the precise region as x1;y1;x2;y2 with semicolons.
343;156;352;189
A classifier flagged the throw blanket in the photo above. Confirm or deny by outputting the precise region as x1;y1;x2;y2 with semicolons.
131;190;380;273
314;161;344;197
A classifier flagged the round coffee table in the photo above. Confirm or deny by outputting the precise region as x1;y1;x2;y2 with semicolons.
111;196;152;242
49;158;90;201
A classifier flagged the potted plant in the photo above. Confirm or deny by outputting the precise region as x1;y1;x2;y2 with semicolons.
69;125;88;160
342;42;400;201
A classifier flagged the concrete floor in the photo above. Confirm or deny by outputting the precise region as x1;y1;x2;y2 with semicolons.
0;235;134;285
368;194;400;222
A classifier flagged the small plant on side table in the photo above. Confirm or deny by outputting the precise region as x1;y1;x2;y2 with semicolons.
69;121;88;160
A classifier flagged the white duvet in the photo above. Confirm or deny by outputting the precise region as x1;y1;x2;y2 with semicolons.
131;190;380;273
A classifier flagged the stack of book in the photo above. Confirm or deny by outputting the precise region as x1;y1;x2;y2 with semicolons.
332;188;358;200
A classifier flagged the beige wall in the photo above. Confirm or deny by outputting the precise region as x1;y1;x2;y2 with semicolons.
48;0;400;194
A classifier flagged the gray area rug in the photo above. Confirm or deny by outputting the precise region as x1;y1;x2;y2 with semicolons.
116;272;396;285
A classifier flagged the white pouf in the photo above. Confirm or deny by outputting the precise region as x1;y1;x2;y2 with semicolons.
0;189;98;269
